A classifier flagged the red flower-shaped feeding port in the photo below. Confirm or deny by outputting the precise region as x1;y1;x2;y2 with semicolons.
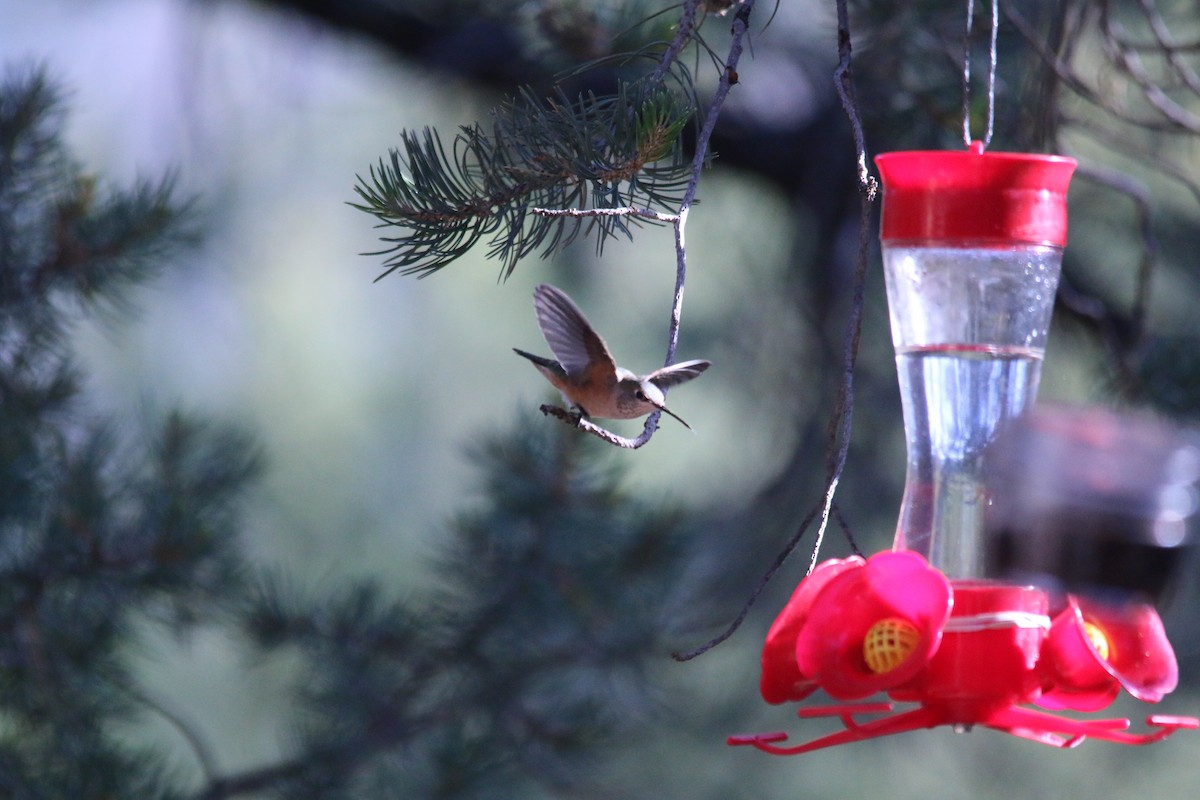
762;551;952;703
1039;596;1180;712
731;551;1198;755
760;555;865;705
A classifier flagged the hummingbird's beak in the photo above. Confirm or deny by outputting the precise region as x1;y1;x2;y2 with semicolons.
654;402;693;431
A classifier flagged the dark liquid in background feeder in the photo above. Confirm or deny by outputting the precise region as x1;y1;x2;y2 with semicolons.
983;405;1199;605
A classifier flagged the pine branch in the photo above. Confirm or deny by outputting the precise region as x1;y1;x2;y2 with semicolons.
33;173;198;313
352;81;694;280
528;0;756;449
1;65;260;797
204;417;695;798
350;2;753;449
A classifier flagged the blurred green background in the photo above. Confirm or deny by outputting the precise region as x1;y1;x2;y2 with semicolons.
2;0;1197;796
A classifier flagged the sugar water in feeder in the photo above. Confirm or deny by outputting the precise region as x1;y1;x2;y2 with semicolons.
875;146;1076;578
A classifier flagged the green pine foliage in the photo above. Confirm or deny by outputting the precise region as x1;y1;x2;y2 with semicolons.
0;66;259;799
352;80;695;280
1;65;704;798
234;422;694;798
8;1;1200;796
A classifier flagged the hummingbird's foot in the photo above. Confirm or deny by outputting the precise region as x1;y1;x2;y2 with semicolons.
536;404;586;428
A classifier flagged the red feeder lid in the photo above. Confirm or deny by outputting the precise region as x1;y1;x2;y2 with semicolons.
875;143;1077;246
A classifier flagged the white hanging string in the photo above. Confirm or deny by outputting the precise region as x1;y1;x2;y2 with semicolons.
962;0;1000;148
807;475;839;575
943;611;1051;633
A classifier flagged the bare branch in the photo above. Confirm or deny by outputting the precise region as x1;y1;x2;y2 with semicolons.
1006;3;1195;133
111;675;220;784
531;205;680;223
1099;1;1200;134
538;404;662;449
539;0;758;449
1134;0;1200;96
673;0;876;659
1065;112;1200;206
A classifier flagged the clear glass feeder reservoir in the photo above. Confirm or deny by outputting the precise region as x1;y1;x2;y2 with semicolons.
875;147;1077;579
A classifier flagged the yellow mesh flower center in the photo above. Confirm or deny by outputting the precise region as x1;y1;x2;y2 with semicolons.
1083;620;1111;662
863;617;920;674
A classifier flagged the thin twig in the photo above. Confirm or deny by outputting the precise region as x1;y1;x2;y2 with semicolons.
1135;0;1200;96
1099;1;1200;134
831;502;863;556
834;5;877;202
112;675;220;783
672;0;875;661
1077;164;1157;351
1006;4;1191;133
808;475;840;574
819;0;876;557
531;206;680;223
539;404;649;448
651;0;703;84
1065;162;1160;396
1065;112;1200;206
539;0;757;450
672;501;825;661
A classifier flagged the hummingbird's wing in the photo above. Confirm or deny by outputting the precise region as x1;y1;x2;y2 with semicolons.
533;284;616;379
646;359;711;389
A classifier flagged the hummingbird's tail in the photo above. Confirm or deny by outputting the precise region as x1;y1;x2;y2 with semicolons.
512;348;560;370
513;347;554;367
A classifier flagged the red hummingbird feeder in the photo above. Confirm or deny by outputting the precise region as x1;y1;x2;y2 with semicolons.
729;142;1198;755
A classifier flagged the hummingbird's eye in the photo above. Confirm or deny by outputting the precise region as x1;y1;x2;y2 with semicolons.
635;389;647;401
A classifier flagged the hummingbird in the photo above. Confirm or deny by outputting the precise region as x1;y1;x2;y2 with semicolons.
513;284;711;429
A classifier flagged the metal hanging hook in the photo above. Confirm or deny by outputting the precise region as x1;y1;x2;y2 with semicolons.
962;0;1000;150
